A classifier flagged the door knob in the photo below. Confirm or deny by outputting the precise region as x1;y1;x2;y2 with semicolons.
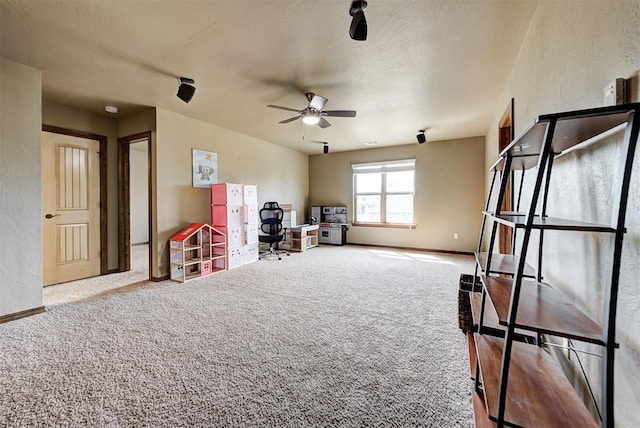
45;213;61;219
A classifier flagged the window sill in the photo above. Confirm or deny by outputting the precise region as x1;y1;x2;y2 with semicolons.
352;222;417;229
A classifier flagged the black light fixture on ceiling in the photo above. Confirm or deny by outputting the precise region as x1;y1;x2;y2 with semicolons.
177;77;196;103
307;140;330;154
349;1;368;41
417;129;427;144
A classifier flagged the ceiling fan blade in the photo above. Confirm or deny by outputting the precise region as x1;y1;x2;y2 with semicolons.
267;104;301;113
309;95;328;111
279;116;300;124
323;110;357;118
318;118;332;128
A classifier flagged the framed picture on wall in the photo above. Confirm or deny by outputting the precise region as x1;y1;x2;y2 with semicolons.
192;149;218;188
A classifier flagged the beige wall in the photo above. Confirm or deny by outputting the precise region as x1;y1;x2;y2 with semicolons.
42;100;120;271
36;104;309;280
119;108;157;276
154;108;309;277
310;137;485;252
0;58;43;317
486;1;640;424
130;144;149;244
118;108;156;139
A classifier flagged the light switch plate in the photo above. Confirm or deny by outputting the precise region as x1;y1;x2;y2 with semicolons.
603;78;626;105
628;70;640;103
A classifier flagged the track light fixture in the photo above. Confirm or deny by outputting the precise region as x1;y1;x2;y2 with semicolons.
177;77;196;103
417;129;426;144
349;1;368;41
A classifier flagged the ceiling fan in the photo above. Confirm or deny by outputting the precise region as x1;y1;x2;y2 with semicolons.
267;92;356;128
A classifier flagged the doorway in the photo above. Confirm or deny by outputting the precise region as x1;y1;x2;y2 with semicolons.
498;99;514;255
118;132;152;279
41;126;107;286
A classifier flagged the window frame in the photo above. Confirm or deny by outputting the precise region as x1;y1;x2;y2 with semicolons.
352;159;416;228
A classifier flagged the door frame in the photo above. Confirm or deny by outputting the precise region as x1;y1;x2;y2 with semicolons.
42;125;108;276
498;98;514;255
118;131;152;275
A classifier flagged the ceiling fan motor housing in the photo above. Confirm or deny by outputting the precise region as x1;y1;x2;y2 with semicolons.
266;92;356;128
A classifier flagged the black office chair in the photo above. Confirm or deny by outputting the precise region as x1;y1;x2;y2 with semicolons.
258;202;290;260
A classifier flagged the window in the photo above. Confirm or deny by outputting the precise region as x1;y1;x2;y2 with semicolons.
352;159;415;225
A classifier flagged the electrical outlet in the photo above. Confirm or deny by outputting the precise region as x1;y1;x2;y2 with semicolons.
603;78;626;105
628;70;640;103
453;232;459;240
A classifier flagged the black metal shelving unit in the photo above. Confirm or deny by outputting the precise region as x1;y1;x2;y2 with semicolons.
465;102;640;427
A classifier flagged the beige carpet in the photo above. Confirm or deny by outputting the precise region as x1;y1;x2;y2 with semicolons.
2;245;475;427
44;244;150;306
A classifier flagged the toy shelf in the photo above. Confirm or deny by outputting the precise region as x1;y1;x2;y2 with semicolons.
169;223;227;283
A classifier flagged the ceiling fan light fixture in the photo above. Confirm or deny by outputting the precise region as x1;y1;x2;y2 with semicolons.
267;92;356;128
301;112;321;125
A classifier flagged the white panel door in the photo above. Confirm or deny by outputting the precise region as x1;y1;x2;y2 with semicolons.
42;131;101;285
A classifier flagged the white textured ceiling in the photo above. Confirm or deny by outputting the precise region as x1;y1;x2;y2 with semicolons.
0;0;537;154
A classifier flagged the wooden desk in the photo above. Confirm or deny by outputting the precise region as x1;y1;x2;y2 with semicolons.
289;224;319;252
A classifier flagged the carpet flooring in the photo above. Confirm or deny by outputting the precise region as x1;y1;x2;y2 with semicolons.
1;245;475;427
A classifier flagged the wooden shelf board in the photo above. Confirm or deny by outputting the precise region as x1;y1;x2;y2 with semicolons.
546;107;632;153
494;149;540;170
475;252;536;278
474;333;598;428
489;156;505;172
170;259;203;267
493;214;616;232
472;292;499;329
183;244;201;250
467;331;477;379
501;104;637;167
482;275;604;345
471;390;494;428
510;153;540;170
501;121;548;160
471;291;535;342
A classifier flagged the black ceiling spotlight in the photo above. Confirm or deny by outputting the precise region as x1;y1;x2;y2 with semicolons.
177;77;196;103
417;129;427;144
349;1;368;41
308;140;330;154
